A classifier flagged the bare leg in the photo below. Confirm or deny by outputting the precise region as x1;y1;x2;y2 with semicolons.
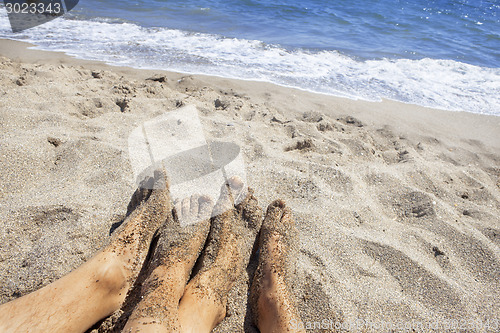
178;177;263;333
123;194;213;332
250;200;305;333
0;170;171;333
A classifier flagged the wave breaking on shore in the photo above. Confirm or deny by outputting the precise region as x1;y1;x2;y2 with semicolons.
0;12;498;116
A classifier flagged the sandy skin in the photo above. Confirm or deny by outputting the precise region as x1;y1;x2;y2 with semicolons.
122;176;264;332
251;200;305;333
0;170;172;332
1;39;500;332
0;170;304;332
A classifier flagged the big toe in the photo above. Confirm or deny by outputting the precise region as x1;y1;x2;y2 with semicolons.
175;194;213;226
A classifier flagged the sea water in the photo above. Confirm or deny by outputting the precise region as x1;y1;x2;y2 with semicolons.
0;0;498;115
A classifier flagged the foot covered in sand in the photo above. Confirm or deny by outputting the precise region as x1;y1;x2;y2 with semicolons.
177;176;263;332
250;199;305;333
0;169;175;333
122;176;263;332
123;193;214;331
106;168;173;291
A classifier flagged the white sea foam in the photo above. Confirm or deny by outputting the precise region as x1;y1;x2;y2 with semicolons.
0;12;498;115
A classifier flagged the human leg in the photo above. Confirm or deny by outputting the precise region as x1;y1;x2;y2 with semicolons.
177;178;263;333
250;200;305;333
122;194;213;332
0;170;171;333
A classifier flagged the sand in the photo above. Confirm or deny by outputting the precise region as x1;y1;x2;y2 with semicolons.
0;38;499;332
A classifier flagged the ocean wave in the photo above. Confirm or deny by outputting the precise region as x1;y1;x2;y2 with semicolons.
0;13;498;115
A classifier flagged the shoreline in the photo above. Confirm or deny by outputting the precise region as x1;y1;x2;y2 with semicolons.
1;37;499;331
1;38;498;148
2;37;499;117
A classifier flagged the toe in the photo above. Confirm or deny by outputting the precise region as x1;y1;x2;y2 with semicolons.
268;199;286;210
126;187;153;215
212;182;236;217
153;168;169;191
227;176;247;205
190;194;201;217
261;200;296;247
198;195;213;221
174;199;182;218
227;176;244;192
181;197;190;218
175;194;214;226
236;188;263;232
264;200;286;228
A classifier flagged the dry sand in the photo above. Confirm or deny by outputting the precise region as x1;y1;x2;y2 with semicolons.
0;39;499;332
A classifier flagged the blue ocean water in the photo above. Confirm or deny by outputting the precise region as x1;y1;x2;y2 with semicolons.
0;0;499;115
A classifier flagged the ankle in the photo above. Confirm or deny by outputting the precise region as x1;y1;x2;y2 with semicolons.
179;283;227;332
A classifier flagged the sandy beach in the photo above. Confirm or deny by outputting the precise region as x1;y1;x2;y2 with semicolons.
0;38;499;332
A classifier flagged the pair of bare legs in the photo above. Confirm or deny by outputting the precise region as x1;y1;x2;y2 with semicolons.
0;171;304;333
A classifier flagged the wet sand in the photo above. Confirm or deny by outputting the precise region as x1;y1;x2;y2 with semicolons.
0;38;499;332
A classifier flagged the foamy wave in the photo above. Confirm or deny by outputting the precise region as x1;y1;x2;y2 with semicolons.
1;12;498;115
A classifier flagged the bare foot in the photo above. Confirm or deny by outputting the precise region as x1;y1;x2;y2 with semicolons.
250;200;305;333
178;177;263;333
0;169;173;333
105;169;174;287
122;194;213;332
